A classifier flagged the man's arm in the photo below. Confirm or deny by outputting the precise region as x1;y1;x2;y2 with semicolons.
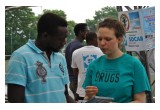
64;84;75;103
71;51;79;101
8;84;25;103
72;68;79;90
73;68;78;76
72;68;79;101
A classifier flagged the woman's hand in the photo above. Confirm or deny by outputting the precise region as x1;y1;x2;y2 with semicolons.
85;86;98;100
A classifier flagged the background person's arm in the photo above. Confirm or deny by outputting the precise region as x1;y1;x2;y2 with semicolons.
72;68;79;101
8;84;25;103
73;68;78;76
72;68;79;91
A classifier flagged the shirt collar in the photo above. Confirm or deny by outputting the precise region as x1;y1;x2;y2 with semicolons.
26;39;43;54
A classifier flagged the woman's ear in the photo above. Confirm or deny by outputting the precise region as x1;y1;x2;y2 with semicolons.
118;37;123;44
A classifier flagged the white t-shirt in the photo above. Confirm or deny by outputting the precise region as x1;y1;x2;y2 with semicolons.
71;46;103;97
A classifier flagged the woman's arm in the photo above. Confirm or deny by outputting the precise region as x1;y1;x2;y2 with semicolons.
130;92;146;103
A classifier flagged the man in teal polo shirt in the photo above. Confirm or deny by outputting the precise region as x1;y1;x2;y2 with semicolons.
5;13;74;103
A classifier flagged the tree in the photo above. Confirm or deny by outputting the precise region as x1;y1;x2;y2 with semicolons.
5;7;37;55
40;9;67;20
86;6;118;32
67;20;76;43
86;19;97;32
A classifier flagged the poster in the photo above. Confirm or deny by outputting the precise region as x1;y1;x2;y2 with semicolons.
118;7;155;51
141;7;155;50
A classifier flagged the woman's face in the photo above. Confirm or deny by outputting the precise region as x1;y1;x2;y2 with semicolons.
97;27;122;55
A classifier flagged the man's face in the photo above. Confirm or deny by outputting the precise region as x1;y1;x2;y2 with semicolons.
47;26;68;52
80;26;89;39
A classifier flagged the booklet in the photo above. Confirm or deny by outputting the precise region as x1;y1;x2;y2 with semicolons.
85;96;114;103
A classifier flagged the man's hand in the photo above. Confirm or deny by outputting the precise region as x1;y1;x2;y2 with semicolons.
65;84;76;103
66;94;76;103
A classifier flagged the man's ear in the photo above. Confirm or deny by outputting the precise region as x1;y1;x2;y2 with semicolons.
42;32;48;38
79;30;83;35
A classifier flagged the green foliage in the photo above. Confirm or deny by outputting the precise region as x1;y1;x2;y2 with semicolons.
94;6;118;21
5;8;76;55
39;9;67;20
86;19;97;32
5;7;37;55
6;6;118;55
86;6;118;32
67;20;76;43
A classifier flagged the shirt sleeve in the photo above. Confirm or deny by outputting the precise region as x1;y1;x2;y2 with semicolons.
71;51;77;68
82;64;93;89
5;52;27;87
133;59;151;94
63;56;70;85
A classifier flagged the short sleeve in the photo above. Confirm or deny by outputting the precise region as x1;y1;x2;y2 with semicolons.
133;59;151;94
5;52;27;86
71;50;78;68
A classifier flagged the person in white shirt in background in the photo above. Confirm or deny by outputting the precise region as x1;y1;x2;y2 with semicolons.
71;32;103;102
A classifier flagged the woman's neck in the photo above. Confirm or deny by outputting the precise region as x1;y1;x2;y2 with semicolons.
107;49;123;59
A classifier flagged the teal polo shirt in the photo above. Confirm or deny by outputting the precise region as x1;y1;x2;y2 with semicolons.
6;39;70;103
